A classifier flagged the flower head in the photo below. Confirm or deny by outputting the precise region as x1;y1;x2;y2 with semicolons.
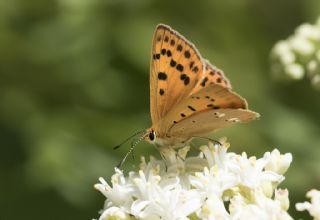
270;17;320;89
95;140;293;220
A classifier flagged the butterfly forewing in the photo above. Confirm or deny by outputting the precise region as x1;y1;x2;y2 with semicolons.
150;24;205;125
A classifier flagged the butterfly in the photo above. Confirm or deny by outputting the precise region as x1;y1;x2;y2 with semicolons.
143;24;260;147
116;24;259;166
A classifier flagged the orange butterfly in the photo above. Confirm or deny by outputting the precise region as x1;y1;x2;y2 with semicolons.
116;24;259;166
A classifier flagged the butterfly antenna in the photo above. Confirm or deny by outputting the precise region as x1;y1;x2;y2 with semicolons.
116;132;147;168
113;129;146;150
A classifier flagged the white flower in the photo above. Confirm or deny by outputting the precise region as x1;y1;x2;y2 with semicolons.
94;140;294;220
280;51;296;65
275;189;290;211
230;190;293;220
270;16;320;88
273;41;291;56
296;23;320;41
94;170;136;212
199;140;235;171
234;152;284;196
98;206;131;220
131;171;201;220
197;194;230;220
289;35;315;57
264;149;292;175
272;41;295;65
191;166;237;195
284;63;304;79
296;189;320;219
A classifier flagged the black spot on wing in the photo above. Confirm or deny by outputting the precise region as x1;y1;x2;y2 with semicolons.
158;72;167;80
188;106;196;111
176;64;184;72
184;77;190;85
184;76;190;85
201;77;208;87
170;59;177;67
180;74;187;80
189;61;194;69
192;66;199;73
180;73;190;86
184;50;191;58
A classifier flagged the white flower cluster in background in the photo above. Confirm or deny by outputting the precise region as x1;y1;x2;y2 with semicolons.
94;139;296;220
270;17;320;89
296;189;320;220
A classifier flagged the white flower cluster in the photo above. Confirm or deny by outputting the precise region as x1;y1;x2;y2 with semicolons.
296;189;320;219
270;17;320;89
94;139;294;220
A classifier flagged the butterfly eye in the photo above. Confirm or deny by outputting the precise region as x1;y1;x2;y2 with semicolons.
148;131;156;141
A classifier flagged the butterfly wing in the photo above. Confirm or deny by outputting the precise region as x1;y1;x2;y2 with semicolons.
191;60;232;94
150;24;234;125
167;108;259;138
161;83;259;137
150;24;205;125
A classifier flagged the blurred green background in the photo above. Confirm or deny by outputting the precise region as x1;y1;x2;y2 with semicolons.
0;0;319;219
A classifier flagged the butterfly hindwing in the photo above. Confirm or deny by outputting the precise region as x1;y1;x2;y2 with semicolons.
161;83;248;129
192;60;231;94
167;108;259;138
150;24;205;125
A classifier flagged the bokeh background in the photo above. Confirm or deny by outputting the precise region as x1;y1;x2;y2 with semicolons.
0;0;319;219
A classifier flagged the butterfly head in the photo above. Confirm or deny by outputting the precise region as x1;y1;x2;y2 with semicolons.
145;128;157;144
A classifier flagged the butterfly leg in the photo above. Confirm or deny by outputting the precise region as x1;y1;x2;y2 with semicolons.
176;152;185;161
188;141;198;151
158;149;168;172
191;136;222;146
